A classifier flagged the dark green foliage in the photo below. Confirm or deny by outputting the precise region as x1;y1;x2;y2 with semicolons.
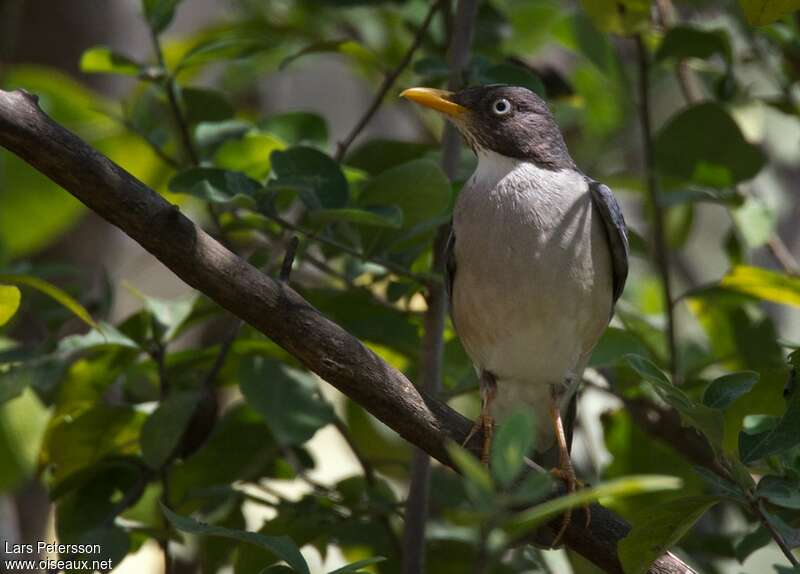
3;0;800;572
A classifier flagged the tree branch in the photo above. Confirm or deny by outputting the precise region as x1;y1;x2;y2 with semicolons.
634;36;679;381
0;88;693;574
334;0;442;161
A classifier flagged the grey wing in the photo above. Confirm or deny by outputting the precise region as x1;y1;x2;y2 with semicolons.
589;180;629;304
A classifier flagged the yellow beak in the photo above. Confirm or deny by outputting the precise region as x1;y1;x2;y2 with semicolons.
400;87;466;117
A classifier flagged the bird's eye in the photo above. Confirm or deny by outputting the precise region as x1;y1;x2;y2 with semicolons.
492;98;512;116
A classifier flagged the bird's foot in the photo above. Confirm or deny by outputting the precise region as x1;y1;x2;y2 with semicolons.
548;466;591;547
462;412;494;465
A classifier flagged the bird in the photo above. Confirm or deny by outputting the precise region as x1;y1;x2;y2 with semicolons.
400;85;629;542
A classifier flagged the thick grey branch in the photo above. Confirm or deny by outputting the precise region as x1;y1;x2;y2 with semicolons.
0;88;693;574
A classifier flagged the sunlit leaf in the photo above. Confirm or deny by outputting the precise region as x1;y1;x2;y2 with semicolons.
719;265;800;308
80;46;142;76
161;503;309;574
505;475;682;537
619;496;721;574
0;285;21;327
0;274;95;329
214;130;285;180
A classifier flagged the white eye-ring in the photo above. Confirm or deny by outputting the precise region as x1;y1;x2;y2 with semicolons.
492;98;512;115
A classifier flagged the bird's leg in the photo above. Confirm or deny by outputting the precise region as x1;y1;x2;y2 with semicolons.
462;371;498;464
547;386;589;547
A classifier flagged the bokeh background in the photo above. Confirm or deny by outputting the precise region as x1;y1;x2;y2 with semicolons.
1;1;799;573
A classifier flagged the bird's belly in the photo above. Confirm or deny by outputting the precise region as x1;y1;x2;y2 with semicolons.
451;173;613;395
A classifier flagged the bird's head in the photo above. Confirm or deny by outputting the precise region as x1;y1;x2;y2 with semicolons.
400;84;574;170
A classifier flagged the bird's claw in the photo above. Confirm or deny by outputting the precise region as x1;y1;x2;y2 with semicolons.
462;412;494;465
548;466;591;547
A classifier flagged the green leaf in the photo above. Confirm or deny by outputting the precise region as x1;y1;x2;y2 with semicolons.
161;503;309;574
703;371;759;409
445;442;494;506
260;112;328;147
357;159;451;253
344;140;434;175
625;355;725;449
328;557;387;573
125;288;197;343
57;322;139;354
719;265;800;308
0;285;21;327
142;0;183;33
182;87;235;125
618;496;720;574
589;327;651;367
740;0;800;26
757;475;800;509
40;405;145;489
491;410;535;488
656;26;731;64
506;475;682;537
269;147;348;209
0;274;95;329
279;39;377;71
214;130;286;180
168;167;260;207
140;391;203;469
739;381;800;463
239;358;335;447
306;206;403;229
655;103;765;187
579;0;650;35
79;46;142;76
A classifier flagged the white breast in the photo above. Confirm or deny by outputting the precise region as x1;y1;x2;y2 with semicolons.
451;151;613;441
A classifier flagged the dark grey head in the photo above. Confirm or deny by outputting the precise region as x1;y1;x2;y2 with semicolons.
401;84;575;171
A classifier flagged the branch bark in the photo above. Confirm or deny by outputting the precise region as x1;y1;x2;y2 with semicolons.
0;88;694;574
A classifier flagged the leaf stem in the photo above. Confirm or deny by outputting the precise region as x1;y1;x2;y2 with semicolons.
634;35;679;381
334;0;443;161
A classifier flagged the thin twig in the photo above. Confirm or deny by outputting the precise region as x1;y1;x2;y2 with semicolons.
767;235;800;276
753;497;800;567
402;2;478;573
264;212;437;285
635;35;679;381
280;236;300;282
335;0;443;161
149;30;198;166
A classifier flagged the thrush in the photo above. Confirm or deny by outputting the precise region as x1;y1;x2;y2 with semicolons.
401;85;629;542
